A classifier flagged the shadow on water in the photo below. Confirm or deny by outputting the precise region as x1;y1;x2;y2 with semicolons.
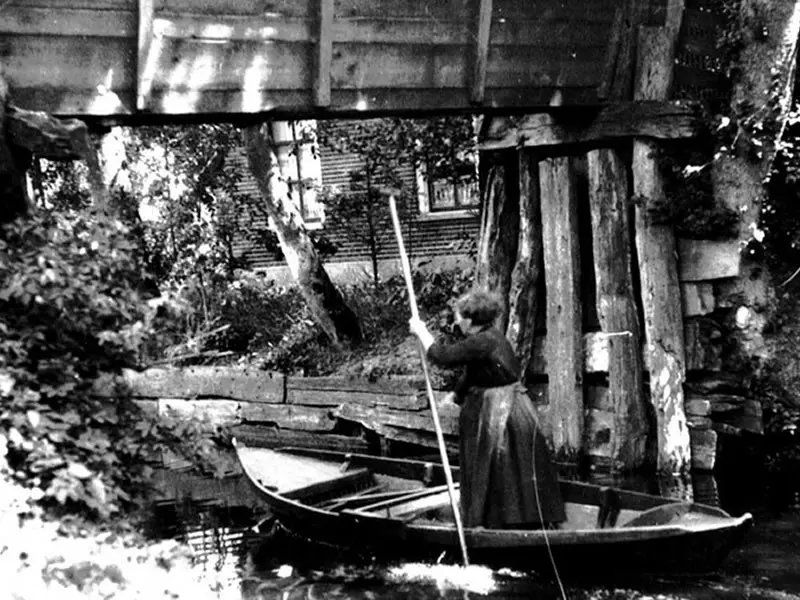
144;446;800;600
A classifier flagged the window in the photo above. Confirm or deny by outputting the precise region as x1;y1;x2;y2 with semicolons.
416;151;480;216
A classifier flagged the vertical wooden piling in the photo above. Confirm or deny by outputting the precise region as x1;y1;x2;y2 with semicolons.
507;150;542;376
633;26;690;473
540;156;583;460
314;0;334;107
475;159;519;330
587;148;648;470
137;0;155;111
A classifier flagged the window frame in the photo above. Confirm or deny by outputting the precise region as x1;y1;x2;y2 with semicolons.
415;161;480;220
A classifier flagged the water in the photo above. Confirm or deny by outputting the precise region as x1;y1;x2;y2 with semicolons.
147;450;800;600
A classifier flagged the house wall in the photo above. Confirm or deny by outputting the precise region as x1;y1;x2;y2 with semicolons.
230;120;481;282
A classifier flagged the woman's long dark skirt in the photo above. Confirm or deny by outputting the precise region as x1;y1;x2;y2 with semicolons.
459;383;566;528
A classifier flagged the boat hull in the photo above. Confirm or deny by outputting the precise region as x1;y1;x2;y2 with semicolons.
234;441;752;575
265;498;750;574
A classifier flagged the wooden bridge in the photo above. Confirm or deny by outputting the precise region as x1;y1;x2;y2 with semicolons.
2;0;722;120
2;0;754;474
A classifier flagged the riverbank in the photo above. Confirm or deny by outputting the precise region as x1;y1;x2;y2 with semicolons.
0;472;235;600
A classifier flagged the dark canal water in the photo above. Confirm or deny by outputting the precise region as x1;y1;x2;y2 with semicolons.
146;446;800;600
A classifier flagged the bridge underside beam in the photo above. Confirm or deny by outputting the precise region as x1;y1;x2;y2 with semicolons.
0;0;718;121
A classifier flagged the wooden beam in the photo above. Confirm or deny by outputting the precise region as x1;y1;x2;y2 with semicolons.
471;0;493;104
231;424;370;453
540;156;583;460
159;398;240;426
287;375;424;396
241;403;337;431
137;0;155;111
287;384;427;410
2;7;135;37
666;0;686;34
123;12;612;46
94;367;285;403
480;101;699;150
633;26;690;474
605;0;657;102
335;402;460;437
314;0;334;107
597;8;624;100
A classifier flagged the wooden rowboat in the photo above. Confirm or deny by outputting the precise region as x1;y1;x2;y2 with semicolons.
233;438;752;575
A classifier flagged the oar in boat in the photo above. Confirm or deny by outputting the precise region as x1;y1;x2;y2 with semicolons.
388;195;470;567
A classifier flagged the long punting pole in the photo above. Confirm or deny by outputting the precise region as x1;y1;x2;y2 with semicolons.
388;196;470;567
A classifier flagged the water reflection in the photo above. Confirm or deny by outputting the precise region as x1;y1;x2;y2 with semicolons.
146;453;800;600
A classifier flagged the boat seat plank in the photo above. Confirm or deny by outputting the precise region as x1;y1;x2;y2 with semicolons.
284;468;374;505
352;483;455;515
317;484;393;511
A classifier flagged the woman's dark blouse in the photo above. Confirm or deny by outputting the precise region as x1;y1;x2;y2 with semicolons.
426;327;520;396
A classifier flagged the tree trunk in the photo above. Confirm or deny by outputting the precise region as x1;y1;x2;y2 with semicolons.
242;123;362;346
0;73;31;225
475;155;519;330
68;126;111;212
506;150;542;377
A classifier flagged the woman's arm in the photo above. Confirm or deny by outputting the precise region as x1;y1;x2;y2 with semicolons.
427;332;492;367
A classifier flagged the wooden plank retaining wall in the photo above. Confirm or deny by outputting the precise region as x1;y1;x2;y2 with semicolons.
96;309;762;470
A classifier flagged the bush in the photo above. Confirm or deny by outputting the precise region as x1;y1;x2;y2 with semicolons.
245;265;474;379
146;272;308;364
214;274;307;353
0;210;220;520
140;261;473;378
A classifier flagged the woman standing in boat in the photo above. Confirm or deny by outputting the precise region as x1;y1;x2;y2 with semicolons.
409;289;565;530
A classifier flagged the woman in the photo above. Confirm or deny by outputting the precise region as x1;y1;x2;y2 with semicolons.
409;289;565;529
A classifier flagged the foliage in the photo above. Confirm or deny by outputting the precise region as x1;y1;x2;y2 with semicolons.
124;124;247;284
1;473;233;600
646;136;739;239
151;273;309;364
30;159;93;212
751;363;800;473
763;103;800;275
0;209;221;520
252;265;473;379
753;112;800;467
